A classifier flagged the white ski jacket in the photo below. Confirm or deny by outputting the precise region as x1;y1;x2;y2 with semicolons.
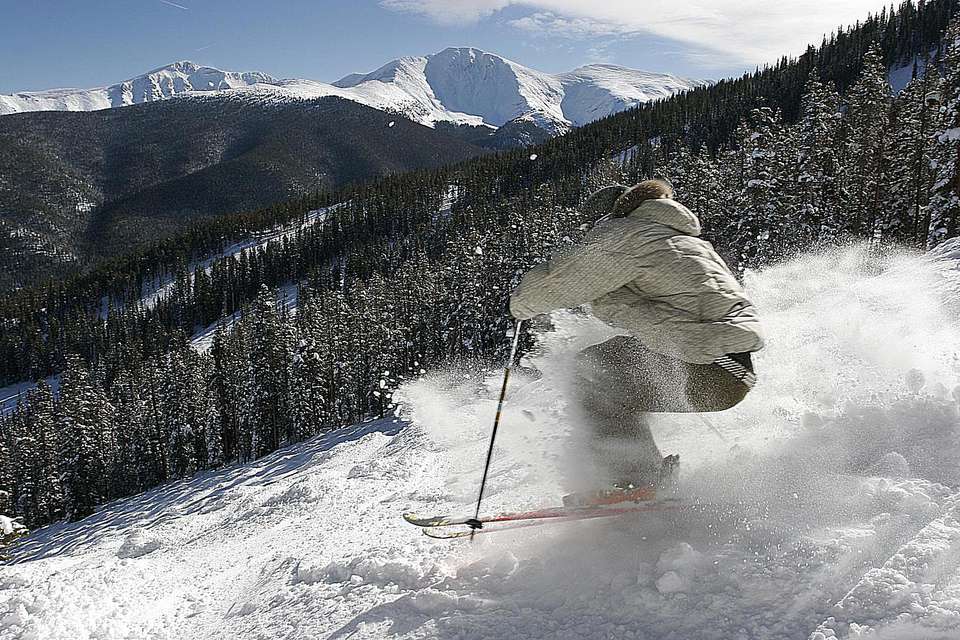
510;198;764;364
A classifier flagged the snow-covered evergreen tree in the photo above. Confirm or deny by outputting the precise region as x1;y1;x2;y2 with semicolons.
248;286;294;456
291;293;334;439
58;356;113;521
26;381;61;523
162;348;193;478
888;69;945;245
110;361;153;495
10;404;40;523
664;144;727;242
928;16;960;248
843;44;894;240
791;69;844;243
727;108;791;266
211;322;246;463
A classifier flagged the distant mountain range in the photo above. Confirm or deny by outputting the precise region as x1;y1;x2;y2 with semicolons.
0;48;701;132
0;48;700;290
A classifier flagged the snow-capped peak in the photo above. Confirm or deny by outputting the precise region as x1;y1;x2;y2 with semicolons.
0;61;280;115
329;47;700;129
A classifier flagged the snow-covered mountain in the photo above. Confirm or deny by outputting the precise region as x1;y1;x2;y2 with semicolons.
0;61;277;114
0;48;701;131
4;243;960;639
328;48;700;131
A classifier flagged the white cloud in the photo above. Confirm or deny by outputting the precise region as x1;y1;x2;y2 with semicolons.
378;0;510;25
509;12;637;39
380;0;895;68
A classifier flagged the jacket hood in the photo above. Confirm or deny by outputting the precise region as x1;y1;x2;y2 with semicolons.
629;198;701;236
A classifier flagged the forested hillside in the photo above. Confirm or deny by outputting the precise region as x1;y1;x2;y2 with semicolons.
2;0;959;529
0;95;486;291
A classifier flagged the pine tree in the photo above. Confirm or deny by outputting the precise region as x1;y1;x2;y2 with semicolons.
162;348;193;478
27;381;61;523
928;16;960;248
887;69;945;245
792;70;845;243
248;286;294;456
664;144;728;243
58;356;113;521
110;361;153;495
726;108;792;267
291;294;334;439
211;322;244;462
843;44;894;240
9;405;40;524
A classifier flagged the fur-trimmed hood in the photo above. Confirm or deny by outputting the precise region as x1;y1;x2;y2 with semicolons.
628;198;702;236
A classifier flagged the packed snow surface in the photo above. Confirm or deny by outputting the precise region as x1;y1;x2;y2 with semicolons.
0;49;700;129
3;242;960;640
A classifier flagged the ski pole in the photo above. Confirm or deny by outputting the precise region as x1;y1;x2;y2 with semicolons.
468;318;523;540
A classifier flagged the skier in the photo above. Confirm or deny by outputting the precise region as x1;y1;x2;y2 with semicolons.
509;179;764;500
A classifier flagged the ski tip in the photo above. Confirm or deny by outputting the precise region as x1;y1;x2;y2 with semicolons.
422;528;471;540
403;512;453;527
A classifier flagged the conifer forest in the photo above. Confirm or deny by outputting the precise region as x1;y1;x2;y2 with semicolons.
3;0;960;529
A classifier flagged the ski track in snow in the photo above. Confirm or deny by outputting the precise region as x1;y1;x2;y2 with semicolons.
1;206;334;416
3;242;960;640
139;204;336;314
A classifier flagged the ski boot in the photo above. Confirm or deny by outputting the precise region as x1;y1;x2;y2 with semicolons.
562;454;680;508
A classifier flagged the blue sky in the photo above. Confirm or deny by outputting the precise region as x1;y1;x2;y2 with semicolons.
1;0;896;93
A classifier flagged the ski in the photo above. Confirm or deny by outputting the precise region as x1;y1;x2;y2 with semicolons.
417;501;682;538
404;498;682;533
403;512;475;528
422;517;565;539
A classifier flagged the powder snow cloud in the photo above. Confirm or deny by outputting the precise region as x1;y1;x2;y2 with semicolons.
379;0;896;68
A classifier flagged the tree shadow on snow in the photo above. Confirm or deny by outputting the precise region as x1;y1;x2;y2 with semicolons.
12;419;406;563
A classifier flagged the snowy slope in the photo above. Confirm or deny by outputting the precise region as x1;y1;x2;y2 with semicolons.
1;49;700;130
4;242;960;640
0;61;277;115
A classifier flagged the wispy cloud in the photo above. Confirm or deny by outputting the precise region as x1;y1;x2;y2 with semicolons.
379;0;507;24
158;0;190;11
509;12;637;39
195;43;216;52
380;0;894;68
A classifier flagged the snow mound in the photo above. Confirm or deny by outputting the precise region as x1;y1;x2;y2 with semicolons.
298;554;439;590
0;515;26;537
116;529;161;559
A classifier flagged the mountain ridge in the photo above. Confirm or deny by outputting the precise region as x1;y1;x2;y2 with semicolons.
0;48;701;130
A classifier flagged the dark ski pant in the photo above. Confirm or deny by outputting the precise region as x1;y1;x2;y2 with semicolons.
574;335;753;486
